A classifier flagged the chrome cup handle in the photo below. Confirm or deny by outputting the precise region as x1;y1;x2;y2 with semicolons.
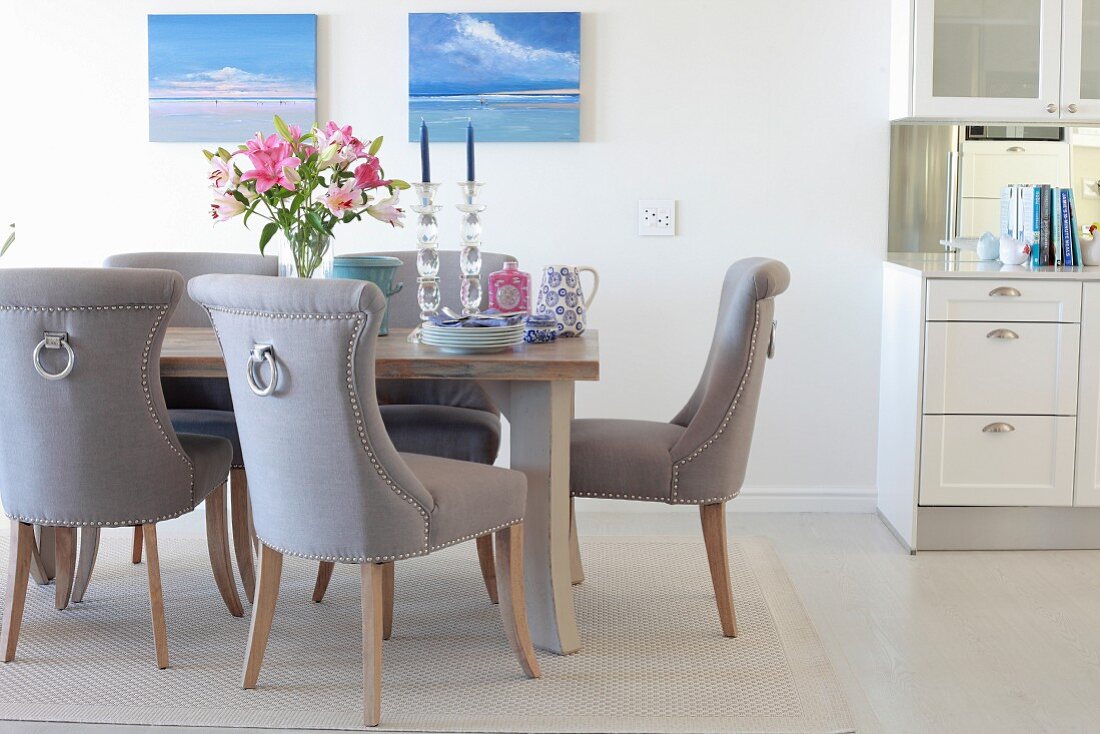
33;331;75;381
246;344;277;397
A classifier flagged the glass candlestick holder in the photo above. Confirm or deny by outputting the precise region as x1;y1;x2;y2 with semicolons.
410;182;442;341
456;181;486;315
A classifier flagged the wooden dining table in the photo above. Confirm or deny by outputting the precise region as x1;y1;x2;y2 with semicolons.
161;326;599;655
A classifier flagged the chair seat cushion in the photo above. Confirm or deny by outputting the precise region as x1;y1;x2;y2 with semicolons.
381;404;501;465
570;419;686;503
170;409;243;467
401;452;526;549
177;433;233;505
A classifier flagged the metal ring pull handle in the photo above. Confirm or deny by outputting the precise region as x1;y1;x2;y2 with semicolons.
246;344;277;397
982;422;1015;433
988;286;1021;297
767;320;778;359
986;328;1019;340
33;331;75;381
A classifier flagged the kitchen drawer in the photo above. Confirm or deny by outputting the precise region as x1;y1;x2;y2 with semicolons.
926;280;1081;323
919;415;1075;507
923;322;1079;415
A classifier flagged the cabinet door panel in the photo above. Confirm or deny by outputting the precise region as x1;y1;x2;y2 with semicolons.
1059;0;1100;121
924;321;1079;415
926;279;1082;322
1074;283;1100;504
921;415;1075;506
913;0;1063;119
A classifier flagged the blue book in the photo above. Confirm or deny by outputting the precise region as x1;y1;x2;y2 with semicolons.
1031;186;1042;267
1070;189;1083;266
1061;188;1074;266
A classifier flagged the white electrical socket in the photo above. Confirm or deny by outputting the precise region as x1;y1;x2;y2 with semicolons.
638;199;676;236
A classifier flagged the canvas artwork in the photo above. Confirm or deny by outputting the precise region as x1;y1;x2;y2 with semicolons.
409;12;581;143
148;14;317;143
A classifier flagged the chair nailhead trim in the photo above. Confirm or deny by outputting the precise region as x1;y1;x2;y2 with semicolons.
569;303;761;506
204;306;360;320
254;518;523;563
4;478;228;527
670;302;760;502
1;301;205;524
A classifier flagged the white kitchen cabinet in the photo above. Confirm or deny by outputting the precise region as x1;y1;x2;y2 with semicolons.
877;255;1100;551
891;0;1100;122
1074;282;1100;504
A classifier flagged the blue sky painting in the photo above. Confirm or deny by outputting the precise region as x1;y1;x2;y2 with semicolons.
409;12;581;142
148;14;316;143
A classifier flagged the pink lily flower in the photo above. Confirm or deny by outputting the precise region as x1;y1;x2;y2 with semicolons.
367;196;405;228
210;191;247;222
352;156;391;190
207;156;236;191
322;180;364;216
246;132;281;154
241;144;301;193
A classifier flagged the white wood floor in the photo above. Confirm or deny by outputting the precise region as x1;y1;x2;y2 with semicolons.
4;511;1100;734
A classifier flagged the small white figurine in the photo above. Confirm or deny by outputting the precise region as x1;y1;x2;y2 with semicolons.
999;234;1030;266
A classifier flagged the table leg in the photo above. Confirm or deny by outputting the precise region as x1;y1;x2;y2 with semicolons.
506;380;581;655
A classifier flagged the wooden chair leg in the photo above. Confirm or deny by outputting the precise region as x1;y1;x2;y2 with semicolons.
131;525;144;564
2;521;34;662
71;527;101;604
230;468;256;604
569;497;585;585
142;523;169;669
312;562;335;603
206;483;244;617
493;524;541;679
382;562;394;641
53;527;77;611
28;527;49;586
35;526;56;580
242;544;283;689
700;502;738;637
361;562;384;727
476;534;499;604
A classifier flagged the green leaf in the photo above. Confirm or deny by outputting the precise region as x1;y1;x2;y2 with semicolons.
368;136;383;156
258;222;279;255
342;212;356;224
231;190;250;206
289;193;305;215
306;211;327;235
273;115;292;142
389;179;410;190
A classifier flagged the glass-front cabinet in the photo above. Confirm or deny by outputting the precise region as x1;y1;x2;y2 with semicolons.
898;0;1100;122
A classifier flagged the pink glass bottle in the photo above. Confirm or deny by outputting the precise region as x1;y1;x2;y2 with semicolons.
488;261;530;313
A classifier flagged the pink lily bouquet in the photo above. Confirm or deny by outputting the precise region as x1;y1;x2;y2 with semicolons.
205;116;409;278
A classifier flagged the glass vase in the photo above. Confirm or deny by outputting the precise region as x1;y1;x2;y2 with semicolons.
278;225;333;279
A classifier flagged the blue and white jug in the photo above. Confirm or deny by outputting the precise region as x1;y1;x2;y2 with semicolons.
535;265;599;337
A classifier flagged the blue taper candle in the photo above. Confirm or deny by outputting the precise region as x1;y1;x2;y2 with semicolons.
419;119;431;183
465;119;476;182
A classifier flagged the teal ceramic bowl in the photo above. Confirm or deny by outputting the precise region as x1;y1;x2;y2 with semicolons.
332;255;404;335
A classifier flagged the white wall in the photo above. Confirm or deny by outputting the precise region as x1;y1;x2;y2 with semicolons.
3;0;891;511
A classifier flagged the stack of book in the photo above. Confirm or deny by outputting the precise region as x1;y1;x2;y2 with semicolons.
1001;185;1084;267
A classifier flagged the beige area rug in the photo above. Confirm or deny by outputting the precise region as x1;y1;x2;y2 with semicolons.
0;534;852;733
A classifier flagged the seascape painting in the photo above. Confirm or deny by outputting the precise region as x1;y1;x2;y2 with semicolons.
409;12;581;143
148;14;316;143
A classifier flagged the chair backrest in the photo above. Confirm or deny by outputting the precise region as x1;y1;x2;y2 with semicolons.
363;250;516;416
188;274;435;562
669;258;790;502
103;251;278;411
103;252;278;327
0;268;197;526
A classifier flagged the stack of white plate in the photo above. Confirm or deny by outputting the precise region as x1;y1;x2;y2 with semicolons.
421;323;525;354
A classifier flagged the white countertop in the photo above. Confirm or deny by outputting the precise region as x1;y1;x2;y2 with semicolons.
886;252;1100;280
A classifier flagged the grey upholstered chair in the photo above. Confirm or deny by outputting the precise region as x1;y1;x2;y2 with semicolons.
313;250;516;605
188;273;540;727
0;268;238;669
568;258;789;637
103;251;278;604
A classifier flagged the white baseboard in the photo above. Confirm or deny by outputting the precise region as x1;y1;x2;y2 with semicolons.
573;487;877;515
